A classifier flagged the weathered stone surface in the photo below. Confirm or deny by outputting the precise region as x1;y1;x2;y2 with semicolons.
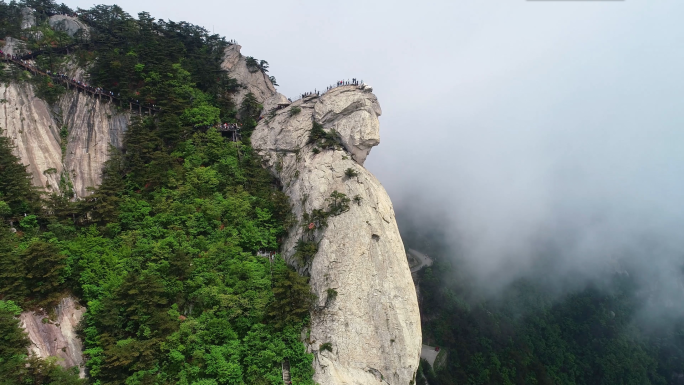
48;15;90;40
20;296;86;377
0;82;63;191
60;90;129;197
313;87;381;165
252;85;421;385
2;37;27;56
221;44;278;108
0;80;129;197
21;7;35;30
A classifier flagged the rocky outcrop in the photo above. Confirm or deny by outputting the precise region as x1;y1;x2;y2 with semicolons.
21;7;36;30
19;296;86;377
2;37;27;56
0;79;129;197
252;86;421;384
48;15;90;40
221;44;287;112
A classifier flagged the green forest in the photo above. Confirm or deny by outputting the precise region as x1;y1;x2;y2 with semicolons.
0;1;313;384
3;2;684;385
400;216;684;385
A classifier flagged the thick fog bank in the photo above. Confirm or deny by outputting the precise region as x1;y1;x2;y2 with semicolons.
390;130;684;323
361;0;684;324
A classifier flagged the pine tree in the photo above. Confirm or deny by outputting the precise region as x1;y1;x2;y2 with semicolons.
0;301;30;377
268;261;312;329
22;240;66;308
81;146;126;225
0;129;41;216
0;226;27;303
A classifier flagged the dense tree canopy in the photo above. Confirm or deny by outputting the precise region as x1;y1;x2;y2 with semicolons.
0;2;314;384
401;219;684;385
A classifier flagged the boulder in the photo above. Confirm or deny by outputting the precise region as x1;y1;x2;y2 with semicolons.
2;37;27;56
49;15;90;40
21;7;35;30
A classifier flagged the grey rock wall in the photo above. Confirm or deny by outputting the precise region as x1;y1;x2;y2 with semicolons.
48;15;90;40
221;44;287;111
0;79;129;197
20;296;86;377
21;7;35;30
252;86;421;385
1;82;64;192
60;90;129;197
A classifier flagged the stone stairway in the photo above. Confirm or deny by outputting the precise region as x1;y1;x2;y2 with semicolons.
282;359;291;384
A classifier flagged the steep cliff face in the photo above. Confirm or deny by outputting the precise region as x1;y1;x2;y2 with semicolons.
19;296;86;377
252;86;421;384
5;41;276;197
2;37;26;56
1;82;63;191
221;44;287;112
59;90;129;197
3;30;420;383
0;76;129;197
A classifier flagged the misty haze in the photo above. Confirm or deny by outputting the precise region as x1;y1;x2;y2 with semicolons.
0;0;682;384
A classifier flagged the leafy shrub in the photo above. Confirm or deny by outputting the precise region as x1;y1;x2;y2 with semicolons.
289;106;301;117
245;56;259;72
245;56;269;73
294;239;318;265
268;259;313;329
326;288;337;305
353;195;362;206
31;75;66;105
326;191;350;216
320;342;333;352
302;209;329;232
22;240;67;308
308;122;340;151
0;201;10;217
300;191;351;242
344;168;359;178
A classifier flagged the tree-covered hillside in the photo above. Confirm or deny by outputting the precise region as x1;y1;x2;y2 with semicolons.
0;1;313;384
400;216;684;385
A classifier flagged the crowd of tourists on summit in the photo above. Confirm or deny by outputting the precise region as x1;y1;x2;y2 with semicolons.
3;45;369;117
293;78;364;101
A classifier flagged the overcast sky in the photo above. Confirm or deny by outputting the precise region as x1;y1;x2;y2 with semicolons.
67;0;684;291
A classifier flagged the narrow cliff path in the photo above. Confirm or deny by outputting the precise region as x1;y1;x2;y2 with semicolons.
281;359;291;384
2;56;159;114
409;248;434;273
